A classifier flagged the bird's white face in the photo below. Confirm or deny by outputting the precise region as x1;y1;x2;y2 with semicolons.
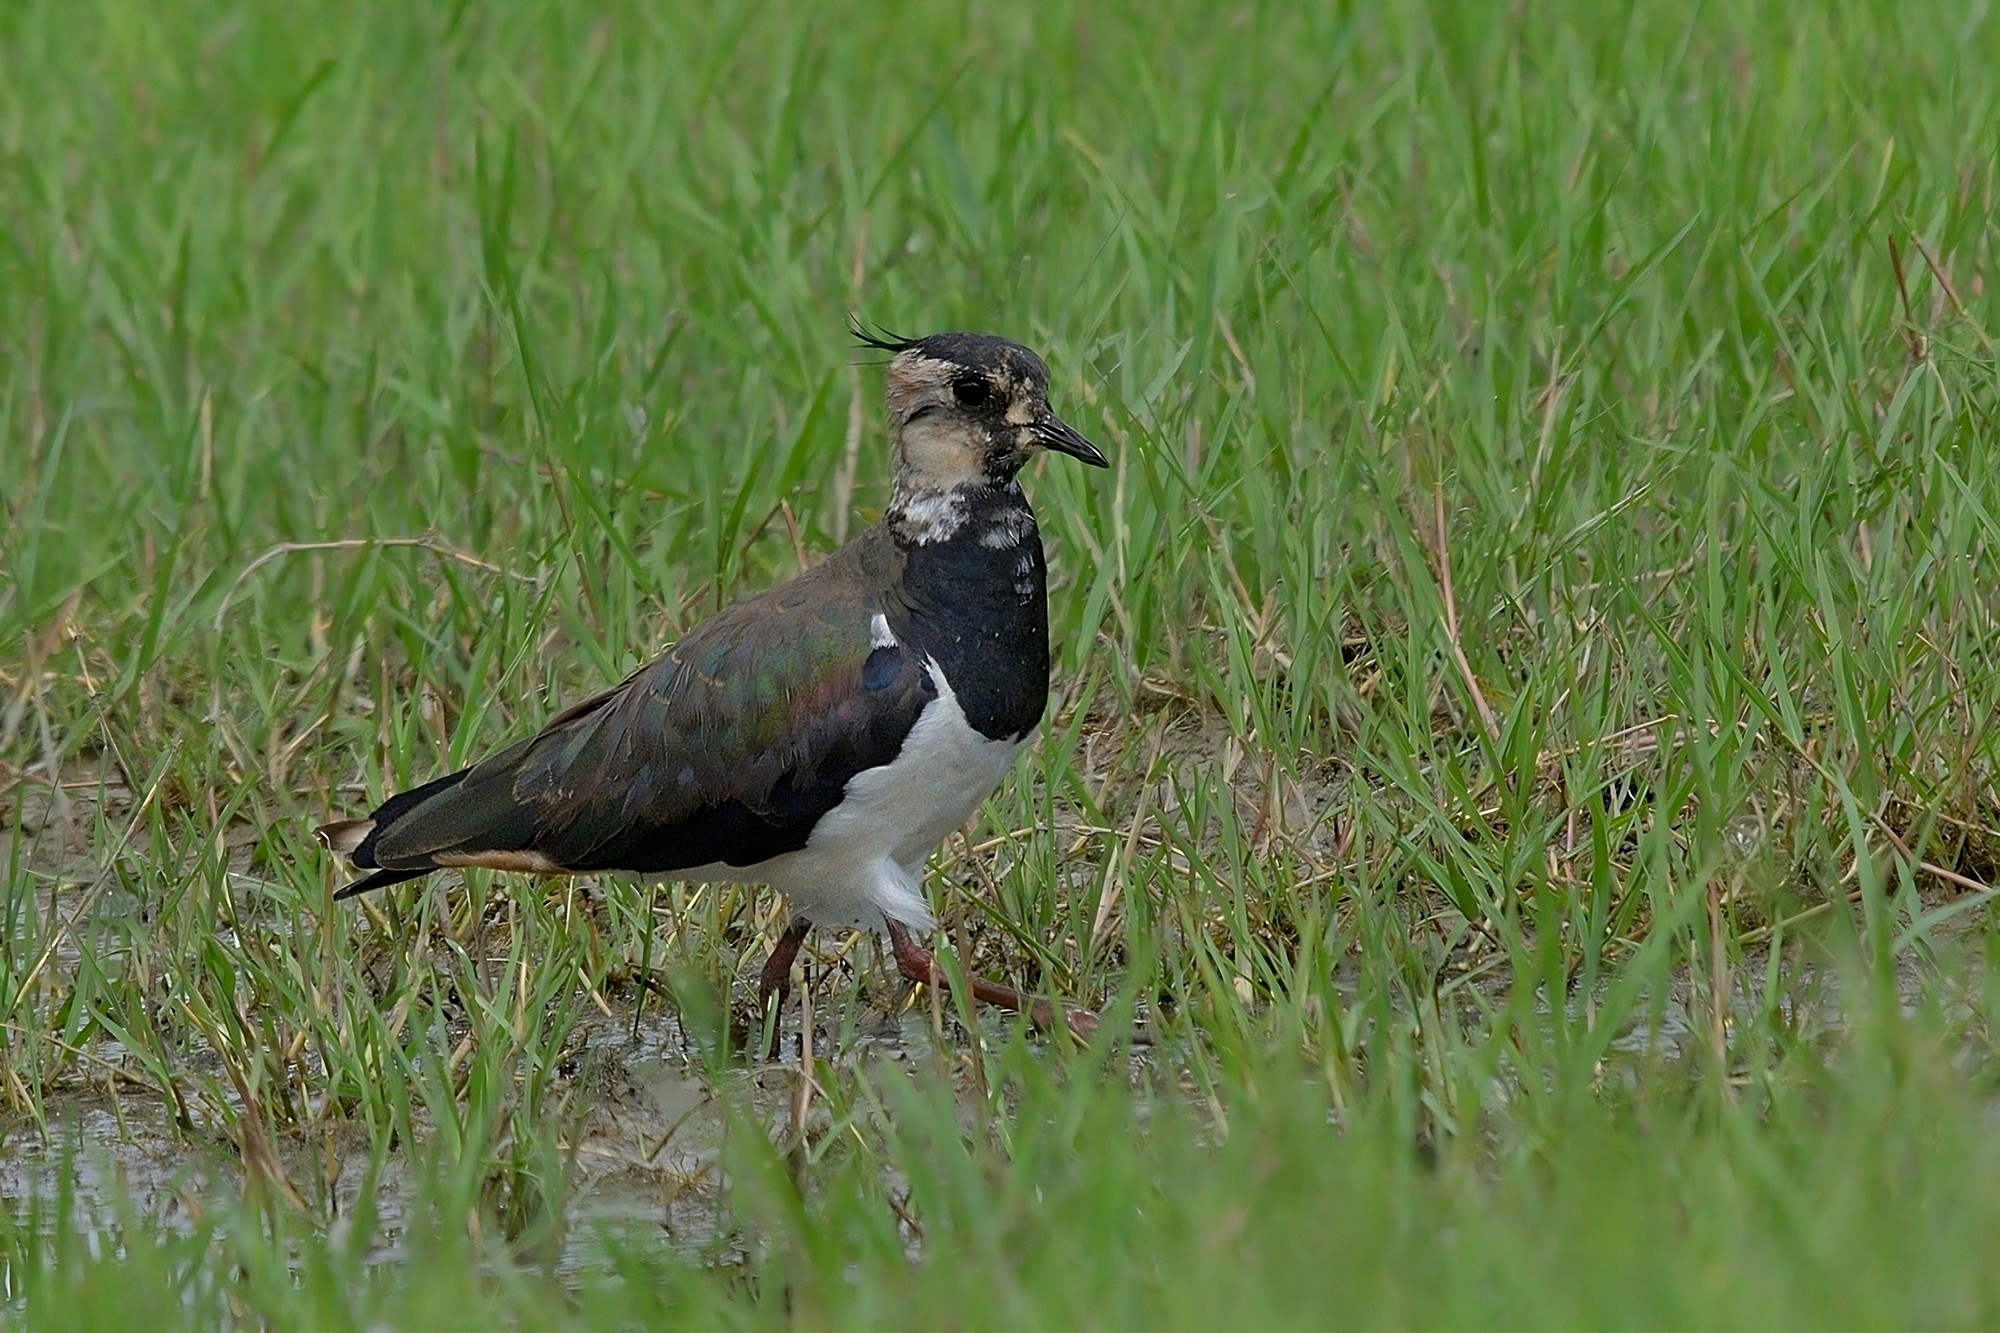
872;330;1107;545
883;347;1054;493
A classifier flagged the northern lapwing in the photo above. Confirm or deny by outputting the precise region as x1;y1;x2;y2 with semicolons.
317;327;1107;1042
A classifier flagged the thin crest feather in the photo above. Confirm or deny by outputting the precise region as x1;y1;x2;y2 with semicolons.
849;315;917;356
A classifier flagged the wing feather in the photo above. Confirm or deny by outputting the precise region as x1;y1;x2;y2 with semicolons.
363;533;934;877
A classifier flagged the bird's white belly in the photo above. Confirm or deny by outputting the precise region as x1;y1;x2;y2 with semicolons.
672;662;1027;931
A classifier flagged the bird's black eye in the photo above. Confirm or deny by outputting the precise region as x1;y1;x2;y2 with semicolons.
952;375;993;408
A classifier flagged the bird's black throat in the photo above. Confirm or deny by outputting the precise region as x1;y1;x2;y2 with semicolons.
892;483;1051;742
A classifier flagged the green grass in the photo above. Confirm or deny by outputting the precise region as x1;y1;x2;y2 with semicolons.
4;0;2000;1325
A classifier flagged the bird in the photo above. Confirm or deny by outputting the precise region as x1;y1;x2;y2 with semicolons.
316;326;1108;1044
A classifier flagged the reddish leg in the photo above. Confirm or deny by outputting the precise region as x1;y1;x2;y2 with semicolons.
884;917;1098;1041
756;917;814;1057
758;916;814;1010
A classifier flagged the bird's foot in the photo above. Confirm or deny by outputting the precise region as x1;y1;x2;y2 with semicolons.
885;918;1097;1044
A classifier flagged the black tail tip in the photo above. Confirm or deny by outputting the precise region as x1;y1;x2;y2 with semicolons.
333;866;433;899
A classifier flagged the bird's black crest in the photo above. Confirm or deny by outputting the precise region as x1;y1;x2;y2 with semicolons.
850;316;917;354
850;320;1051;390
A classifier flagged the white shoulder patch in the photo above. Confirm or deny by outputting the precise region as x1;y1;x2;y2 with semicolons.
869;613;896;648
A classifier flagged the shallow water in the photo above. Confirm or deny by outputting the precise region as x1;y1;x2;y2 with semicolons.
0;992;1039;1275
4;766;1987;1270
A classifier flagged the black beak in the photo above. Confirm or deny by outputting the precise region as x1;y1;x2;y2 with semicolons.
1035;414;1109;468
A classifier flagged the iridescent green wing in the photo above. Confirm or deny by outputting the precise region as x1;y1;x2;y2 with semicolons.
366;532;935;874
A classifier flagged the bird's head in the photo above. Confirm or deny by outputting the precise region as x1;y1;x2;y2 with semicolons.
856;325;1108;493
